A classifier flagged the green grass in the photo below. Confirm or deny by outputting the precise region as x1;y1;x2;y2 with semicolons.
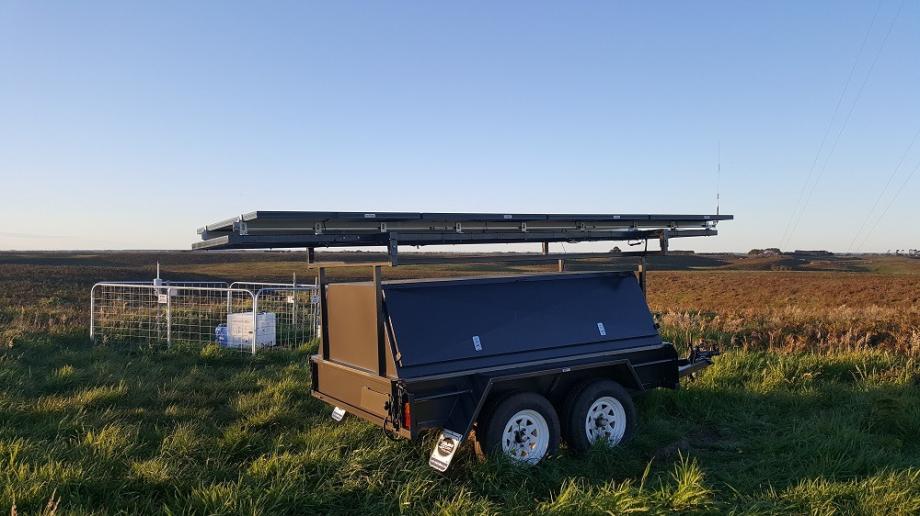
1;253;918;514
3;334;920;514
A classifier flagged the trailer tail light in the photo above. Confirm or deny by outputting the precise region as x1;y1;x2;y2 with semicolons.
403;401;412;430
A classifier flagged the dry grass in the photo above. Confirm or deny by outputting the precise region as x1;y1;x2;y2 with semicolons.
648;271;920;355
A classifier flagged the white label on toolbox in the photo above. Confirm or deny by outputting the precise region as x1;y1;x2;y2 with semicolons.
597;322;607;336
429;429;464;472
331;406;346;422
472;335;482;351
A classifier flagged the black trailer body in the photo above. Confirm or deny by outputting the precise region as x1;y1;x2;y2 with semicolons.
193;210;730;471
309;270;683;471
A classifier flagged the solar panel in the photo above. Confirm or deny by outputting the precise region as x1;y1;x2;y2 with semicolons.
192;211;732;251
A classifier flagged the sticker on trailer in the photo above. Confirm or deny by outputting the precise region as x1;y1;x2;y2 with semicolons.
331;406;346;422
472;335;482;352
597;322;607;336
429;429;464;472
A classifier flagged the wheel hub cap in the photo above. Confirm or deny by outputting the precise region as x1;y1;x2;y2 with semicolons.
585;396;627;446
501;409;550;464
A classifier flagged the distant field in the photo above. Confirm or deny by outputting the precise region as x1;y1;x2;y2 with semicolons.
1;251;919;513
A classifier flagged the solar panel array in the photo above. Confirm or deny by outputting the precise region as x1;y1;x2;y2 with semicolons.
192;211;732;250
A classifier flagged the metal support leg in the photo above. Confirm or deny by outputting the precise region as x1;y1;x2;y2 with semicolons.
166;292;172;346
251;297;258;355
388;236;399;266
638;258;647;298
557;259;566;272
307;247;316;264
318;267;329;360
373;265;386;376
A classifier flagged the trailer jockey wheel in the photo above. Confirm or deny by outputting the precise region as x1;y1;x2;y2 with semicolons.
481;392;560;465
563;379;636;453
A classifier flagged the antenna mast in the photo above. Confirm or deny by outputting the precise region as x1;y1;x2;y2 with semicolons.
716;142;721;216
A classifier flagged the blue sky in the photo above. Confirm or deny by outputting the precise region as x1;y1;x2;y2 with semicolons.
1;1;918;252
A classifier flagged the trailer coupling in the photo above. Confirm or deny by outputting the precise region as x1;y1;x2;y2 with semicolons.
677;345;721;378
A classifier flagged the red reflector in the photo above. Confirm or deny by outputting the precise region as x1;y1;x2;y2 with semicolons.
403;401;411;429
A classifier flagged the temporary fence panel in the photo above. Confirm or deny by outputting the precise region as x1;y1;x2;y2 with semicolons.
90;281;320;354
252;286;320;349
91;283;256;353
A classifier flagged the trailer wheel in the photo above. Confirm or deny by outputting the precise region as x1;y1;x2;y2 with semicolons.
563;379;635;452
481;392;560;465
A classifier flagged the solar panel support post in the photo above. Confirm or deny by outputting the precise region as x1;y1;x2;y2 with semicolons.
373;265;387;377
638;258;647;298
306;248;315;264
388;235;399;266
318;267;330;361
542;242;549;255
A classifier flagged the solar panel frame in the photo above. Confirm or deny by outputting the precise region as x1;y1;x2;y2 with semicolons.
192;211;731;251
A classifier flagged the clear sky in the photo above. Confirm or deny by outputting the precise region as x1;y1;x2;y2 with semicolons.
1;1;918;253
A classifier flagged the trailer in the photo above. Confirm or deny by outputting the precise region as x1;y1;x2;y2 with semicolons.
193;211;731;471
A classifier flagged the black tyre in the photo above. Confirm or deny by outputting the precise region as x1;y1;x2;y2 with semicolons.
480;392;560;465
563;379;636;453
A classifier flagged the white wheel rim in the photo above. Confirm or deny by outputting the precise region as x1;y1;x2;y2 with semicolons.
500;409;550;464
585;396;627;446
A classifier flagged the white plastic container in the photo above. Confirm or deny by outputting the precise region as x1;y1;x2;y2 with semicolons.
226;312;276;349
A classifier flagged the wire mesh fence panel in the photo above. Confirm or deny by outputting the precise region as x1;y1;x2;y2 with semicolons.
91;283;169;346
169;287;257;353
91;283;256;353
253;287;320;349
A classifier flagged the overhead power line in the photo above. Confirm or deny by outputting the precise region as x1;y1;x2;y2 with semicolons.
848;125;920;252
856;156;920;252
784;0;905;249
784;0;901;247
778;0;883;247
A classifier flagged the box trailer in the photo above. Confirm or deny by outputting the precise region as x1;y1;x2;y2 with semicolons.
193;211;731;470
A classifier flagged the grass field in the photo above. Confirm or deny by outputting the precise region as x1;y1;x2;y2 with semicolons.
2;252;919;514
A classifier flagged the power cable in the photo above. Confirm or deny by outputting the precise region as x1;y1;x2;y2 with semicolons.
848;125;920;251
784;0;904;248
856;157;920;252
778;0;883;247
